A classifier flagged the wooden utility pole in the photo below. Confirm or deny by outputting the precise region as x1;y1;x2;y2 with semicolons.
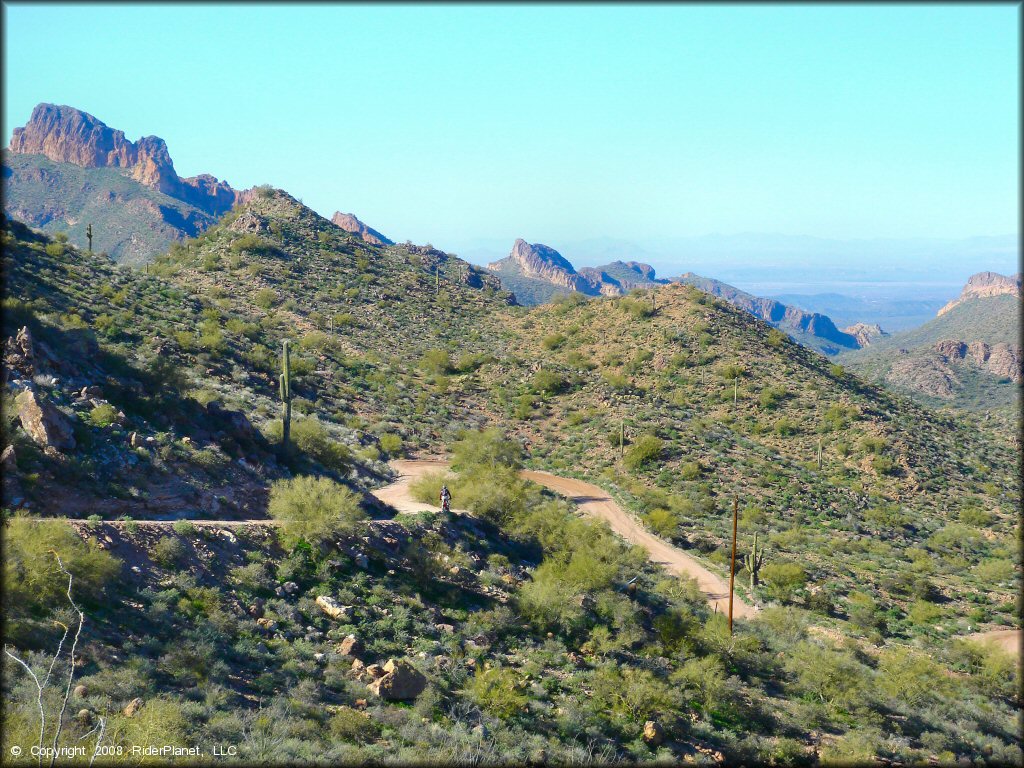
729;496;738;635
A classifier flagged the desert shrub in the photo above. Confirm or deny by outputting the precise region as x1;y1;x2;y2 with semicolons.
4;518;121;618
329;706;380;743
268;476;366;547
907;600;942;625
591;664;676;725
541;333;566;350
253;288;278;309
774;417;798;436
680;461;701;480
784;642;868;709
268;417;350;471
761;562;806;603
719;363;745;381
88;403;119;427
645;507;679;537
419;349;452;375
876;648;948;706
818;728;883;763
452;428;522;471
672;655;728;716
602;371;630;392
846;591;884;633
871;454;895;475
766;328;787;348
467;666;528;719
152;536;186;567
758;385;786;410
531;368;566;395
378;433;402;456
973;558;1015;583
624;435;664;471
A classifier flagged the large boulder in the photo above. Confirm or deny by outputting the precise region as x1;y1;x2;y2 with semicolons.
16;389;75;452
123;698;144;717
367;658;427;701
338;634;363;657
316;595;352;621
3;326;35;380
643;720;665;746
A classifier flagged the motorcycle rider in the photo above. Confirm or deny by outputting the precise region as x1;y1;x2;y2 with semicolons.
439;485;452;512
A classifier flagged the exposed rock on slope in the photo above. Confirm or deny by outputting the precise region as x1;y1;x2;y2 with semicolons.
331;211;394;245
8;103;250;215
938;271;1022;316
3;104;255;263
842;322;887;347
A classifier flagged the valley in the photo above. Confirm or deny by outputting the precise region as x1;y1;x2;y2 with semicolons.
2;97;1020;765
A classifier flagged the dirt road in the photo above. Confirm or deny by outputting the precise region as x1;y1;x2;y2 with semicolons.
967;628;1022;656
382;459;755;618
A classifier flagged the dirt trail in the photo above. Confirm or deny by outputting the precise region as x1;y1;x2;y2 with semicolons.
967;628;1021;656
385;459;755;618
65;457;754;617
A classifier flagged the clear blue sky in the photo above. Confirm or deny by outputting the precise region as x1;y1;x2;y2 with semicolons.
2;3;1019;250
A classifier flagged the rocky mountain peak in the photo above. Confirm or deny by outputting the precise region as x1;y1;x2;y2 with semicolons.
937;271;1022;316
330;211;394;246
7;102;248;216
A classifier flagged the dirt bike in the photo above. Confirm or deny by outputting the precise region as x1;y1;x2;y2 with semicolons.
440;496;452;514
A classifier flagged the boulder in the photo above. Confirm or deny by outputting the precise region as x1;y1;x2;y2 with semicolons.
350;659;366;678
3;326;35;380
365;663;385;680
338;634;363;657
316;595;352;621
282;581;299;595
123;697;144;717
256;617;278;632
643;720;665;747
367;658;427;701
16;389;76;452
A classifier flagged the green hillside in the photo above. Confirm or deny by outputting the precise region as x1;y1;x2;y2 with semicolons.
3;153;217;265
2;200;1020;765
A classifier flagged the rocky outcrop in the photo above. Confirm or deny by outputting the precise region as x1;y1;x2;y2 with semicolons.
366;658;427;700
7;103;249;217
842;322;886;347
933;339;1022;383
15;389;76;453
4;326;35;380
643;720;665;746
488;239;663;299
316;595;352;621
938;271;1022;316
331;212;393;246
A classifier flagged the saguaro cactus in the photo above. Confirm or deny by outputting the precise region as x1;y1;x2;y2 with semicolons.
280;340;292;454
816;438;823;470
86;223;93;253
742;531;765;590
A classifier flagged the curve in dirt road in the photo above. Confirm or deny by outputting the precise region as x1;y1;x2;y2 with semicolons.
967;629;1022;657
378;459;755;619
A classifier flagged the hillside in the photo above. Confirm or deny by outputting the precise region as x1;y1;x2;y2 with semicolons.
3;103;252;263
840;273;1022;411
3;205;1020;765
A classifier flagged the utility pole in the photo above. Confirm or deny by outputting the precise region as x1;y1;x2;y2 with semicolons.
729;496;738;635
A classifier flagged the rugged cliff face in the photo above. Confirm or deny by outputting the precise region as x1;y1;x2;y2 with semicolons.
842;323;887;347
487;239;663;300
330;211;394;245
7;103;249;217
938;271;1022;316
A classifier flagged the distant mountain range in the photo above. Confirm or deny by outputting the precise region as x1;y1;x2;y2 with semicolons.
840;271;1022;411
486;238;878;355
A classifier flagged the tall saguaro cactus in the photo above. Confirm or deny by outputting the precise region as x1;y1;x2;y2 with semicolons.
743;531;766;590
280;340;292;455
86;223;94;253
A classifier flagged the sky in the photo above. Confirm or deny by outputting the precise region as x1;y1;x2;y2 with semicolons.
2;3;1020;254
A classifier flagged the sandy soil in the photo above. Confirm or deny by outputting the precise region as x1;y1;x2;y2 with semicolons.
967;628;1022;656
